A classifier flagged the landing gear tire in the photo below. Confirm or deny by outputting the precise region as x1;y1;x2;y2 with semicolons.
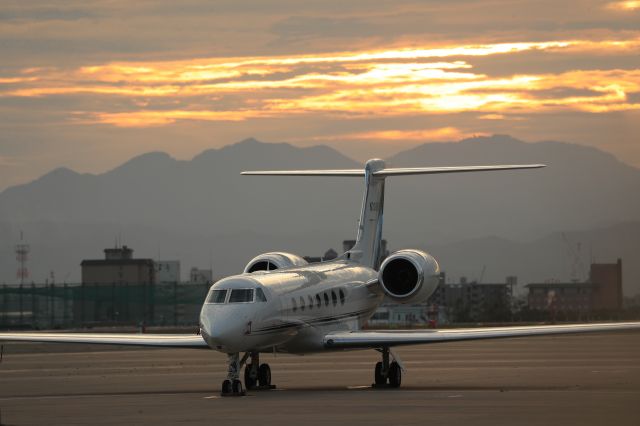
232;379;244;395
221;379;232;395
221;353;246;396
374;361;386;385
258;363;271;387
244;364;257;390
388;362;401;388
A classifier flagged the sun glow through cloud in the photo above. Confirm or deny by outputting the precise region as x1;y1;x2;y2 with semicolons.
312;127;486;142
607;1;640;11
1;38;639;130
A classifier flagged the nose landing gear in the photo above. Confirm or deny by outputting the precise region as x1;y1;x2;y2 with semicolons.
221;353;245;397
372;347;402;388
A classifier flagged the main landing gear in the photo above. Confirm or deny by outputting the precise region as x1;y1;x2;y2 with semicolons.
244;351;275;391
372;347;402;388
221;351;275;397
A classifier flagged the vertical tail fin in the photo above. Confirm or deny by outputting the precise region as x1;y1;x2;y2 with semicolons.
347;159;386;269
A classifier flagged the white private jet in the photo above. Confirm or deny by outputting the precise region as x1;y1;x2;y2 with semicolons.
2;159;639;396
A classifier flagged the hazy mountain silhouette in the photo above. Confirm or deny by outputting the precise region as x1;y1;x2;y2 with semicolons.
1;135;638;293
384;134;640;244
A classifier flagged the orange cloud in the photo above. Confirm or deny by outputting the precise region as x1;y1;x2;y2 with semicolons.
267;70;640;115
1;38;639;127
316;127;486;142
478;114;505;120
87;110;271;127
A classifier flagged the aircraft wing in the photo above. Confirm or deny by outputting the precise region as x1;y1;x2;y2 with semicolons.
0;332;210;349
323;322;640;349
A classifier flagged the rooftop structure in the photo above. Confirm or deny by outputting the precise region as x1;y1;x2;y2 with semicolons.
81;245;155;286
526;259;623;313
155;260;181;284
190;267;213;284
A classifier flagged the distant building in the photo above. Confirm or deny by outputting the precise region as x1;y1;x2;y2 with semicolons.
77;246;155;324
428;275;514;323
304;248;338;263
527;282;594;313
81;246;155;285
526;259;624;314
306;240;390;264
343;239;390;262
343;240;356;253
155;260;181;284
368;304;429;326
190;267;213;284
369;273;514;326
590;259;623;310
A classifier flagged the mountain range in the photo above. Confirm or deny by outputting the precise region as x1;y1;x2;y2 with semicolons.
1;135;638;295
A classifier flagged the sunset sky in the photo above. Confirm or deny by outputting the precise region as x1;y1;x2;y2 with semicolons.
1;0;639;190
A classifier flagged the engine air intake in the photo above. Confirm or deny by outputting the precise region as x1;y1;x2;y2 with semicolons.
246;261;279;273
243;252;308;274
381;258;418;296
378;249;440;304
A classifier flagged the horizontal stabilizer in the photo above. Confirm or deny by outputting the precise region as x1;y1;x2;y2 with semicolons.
374;164;545;176
242;164;545;177
241;169;365;176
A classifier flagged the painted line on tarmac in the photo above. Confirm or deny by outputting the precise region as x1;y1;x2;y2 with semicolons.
0;391;208;401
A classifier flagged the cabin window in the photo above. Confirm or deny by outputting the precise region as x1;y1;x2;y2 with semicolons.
316;294;322;308
206;289;227;304
339;289;345;305
256;288;267;302
292;298;297;312
323;292;329;306
300;296;306;311
331;290;338;306
229;289;254;303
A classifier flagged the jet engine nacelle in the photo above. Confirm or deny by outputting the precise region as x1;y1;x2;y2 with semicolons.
378;249;440;304
243;252;308;273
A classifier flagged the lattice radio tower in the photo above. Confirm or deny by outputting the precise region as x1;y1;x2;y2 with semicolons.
15;230;30;285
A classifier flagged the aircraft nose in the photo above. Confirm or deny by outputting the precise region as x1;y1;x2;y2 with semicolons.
200;305;251;351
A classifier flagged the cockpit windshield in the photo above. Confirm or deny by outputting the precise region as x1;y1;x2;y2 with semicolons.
206;289;227;304
205;287;267;304
229;289;254;303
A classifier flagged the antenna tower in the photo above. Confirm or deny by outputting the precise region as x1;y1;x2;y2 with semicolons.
15;230;30;285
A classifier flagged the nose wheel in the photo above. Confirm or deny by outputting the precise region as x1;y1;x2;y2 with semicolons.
372;347;402;388
221;353;245;396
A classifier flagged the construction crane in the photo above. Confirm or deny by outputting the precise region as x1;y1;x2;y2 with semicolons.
478;264;486;284
561;232;585;282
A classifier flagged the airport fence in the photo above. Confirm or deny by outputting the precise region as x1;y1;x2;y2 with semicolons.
0;282;211;330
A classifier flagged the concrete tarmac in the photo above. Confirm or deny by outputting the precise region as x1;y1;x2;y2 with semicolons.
1;331;639;425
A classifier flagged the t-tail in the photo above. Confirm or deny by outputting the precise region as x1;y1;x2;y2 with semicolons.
242;159;545;270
